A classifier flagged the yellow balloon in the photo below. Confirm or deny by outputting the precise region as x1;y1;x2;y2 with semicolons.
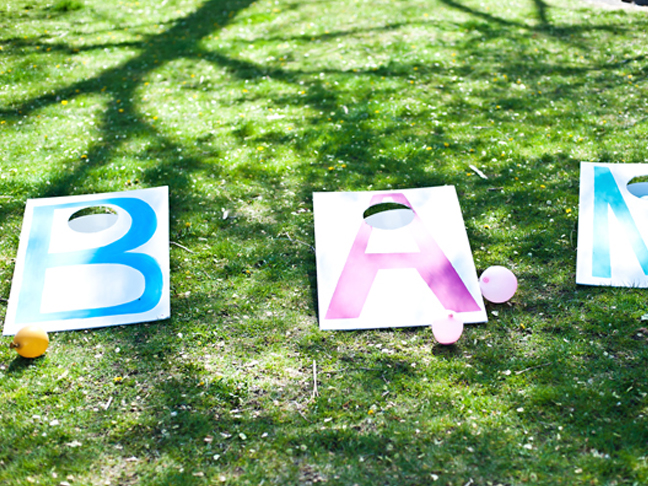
10;326;49;358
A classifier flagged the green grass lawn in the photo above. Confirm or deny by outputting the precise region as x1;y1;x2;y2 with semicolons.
1;0;648;484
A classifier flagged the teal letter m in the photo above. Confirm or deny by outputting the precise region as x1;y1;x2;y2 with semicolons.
592;166;648;278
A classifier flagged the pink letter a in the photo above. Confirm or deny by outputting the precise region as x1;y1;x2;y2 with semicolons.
325;193;480;320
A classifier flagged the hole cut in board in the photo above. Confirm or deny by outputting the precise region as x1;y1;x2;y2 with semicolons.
363;202;415;230
68;205;118;233
627;176;648;200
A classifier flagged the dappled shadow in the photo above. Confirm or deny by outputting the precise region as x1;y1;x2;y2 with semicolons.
2;0;648;484
0;0;259;234
438;0;519;27
532;0;550;24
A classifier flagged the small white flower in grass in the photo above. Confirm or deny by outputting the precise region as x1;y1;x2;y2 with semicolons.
517;407;524;413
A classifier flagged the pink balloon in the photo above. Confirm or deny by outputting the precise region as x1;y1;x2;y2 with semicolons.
479;266;517;303
431;311;464;345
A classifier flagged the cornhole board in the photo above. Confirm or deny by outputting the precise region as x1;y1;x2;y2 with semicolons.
314;186;487;330
3;186;170;335
577;162;648;287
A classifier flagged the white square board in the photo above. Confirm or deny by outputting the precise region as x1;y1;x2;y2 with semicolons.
4;187;170;335
577;162;648;287
314;186;486;330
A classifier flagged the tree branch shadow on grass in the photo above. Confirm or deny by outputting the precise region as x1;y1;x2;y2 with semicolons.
439;0;633;50
532;0;550;25
0;1;253;218
2;0;648;484
0;0;639;221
